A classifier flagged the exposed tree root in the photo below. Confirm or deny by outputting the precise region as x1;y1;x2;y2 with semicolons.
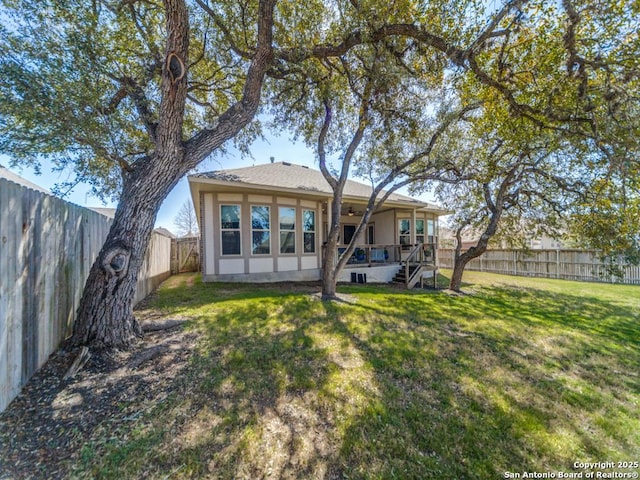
63;347;91;380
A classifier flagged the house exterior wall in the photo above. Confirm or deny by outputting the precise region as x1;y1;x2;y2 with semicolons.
371;210;438;246
197;186;442;284
200;191;322;282
371;209;396;244
337;265;400;283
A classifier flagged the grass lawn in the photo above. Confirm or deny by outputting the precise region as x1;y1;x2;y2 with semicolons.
75;271;639;479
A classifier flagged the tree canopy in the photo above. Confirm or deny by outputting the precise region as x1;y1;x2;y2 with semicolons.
0;0;638;344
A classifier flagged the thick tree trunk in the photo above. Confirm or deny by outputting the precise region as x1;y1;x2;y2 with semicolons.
321;203;342;300
70;0;276;348
449;234;494;291
71;162;184;348
71;0;192;349
321;259;338;300
450;254;474;291
71;213;152;348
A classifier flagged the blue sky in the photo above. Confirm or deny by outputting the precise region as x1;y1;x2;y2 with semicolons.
1;134;437;234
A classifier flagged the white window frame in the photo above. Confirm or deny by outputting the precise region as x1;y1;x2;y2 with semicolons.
427;219;436;244
398;218;411;246
416;219;425;244
279;206;296;254
251;205;271;255
303;209;316;254
220;204;242;256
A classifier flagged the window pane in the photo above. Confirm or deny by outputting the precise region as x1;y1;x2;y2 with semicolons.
416;219;425;235
279;207;296;230
417;235;425;243
251;206;270;230
221;205;240;229
399;219;410;235
427;219;434;236
304;232;315;253
280;231;295;254
252;231;270;255
221;231;241;255
303;210;315;232
400;235;411;245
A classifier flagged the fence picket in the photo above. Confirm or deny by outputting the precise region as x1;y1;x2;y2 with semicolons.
0;177;172;412
438;248;640;284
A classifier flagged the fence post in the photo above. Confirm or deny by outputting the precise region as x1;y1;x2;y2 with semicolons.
513;250;517;276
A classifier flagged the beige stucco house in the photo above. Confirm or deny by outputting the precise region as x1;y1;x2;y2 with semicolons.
188;161;447;286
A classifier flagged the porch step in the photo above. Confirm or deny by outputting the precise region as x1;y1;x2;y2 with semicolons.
392;264;420;284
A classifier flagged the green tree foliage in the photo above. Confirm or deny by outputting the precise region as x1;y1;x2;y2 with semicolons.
428;110;587;290
569;175;640;277
266;0;532;298
0;0;286;346
0;0;638;344
421;0;640;288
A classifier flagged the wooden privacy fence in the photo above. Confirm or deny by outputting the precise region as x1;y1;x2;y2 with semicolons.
438;248;640;285
171;236;200;274
0;177;172;413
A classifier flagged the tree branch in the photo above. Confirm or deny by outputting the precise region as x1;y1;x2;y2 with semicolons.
184;0;276;166
317;99;337;190
467;0;528;55
192;0;253;58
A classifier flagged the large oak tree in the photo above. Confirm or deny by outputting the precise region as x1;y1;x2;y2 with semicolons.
1;0;282;347
0;0;520;344
1;0;637;346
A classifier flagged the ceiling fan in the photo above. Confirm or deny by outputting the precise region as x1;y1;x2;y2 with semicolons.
346;206;363;217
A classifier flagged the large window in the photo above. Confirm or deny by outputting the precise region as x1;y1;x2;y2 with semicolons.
303;209;316;253
416;219;425;244
220;205;241;255
279;207;296;254
427;219;436;244
398;219;411;245
251;206;270;255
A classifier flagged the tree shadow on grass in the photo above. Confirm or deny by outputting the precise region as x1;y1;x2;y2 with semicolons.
316;286;639;478
140;277;639;479
3;275;637;479
79;291;356;479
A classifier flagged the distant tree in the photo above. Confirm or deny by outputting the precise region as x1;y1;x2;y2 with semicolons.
568;175;640;278
173;200;199;237
431;122;584;291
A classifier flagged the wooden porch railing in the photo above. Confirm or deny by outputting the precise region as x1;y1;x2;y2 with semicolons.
402;243;438;288
333;242;438;288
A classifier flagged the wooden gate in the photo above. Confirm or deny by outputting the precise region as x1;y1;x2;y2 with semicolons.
171;236;200;274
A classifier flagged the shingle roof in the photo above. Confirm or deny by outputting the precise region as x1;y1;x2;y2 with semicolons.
191;162;442;210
